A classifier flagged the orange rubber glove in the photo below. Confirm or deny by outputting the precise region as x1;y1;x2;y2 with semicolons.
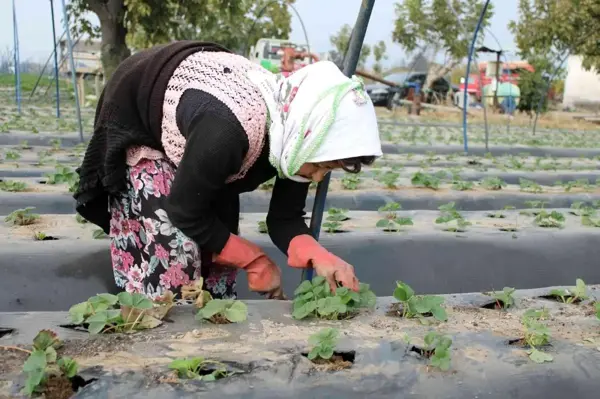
213;234;285;299
287;234;359;292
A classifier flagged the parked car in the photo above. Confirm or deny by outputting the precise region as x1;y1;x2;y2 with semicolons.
365;71;453;109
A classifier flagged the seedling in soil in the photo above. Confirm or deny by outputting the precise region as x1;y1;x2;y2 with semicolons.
534;210;565;228
33;232;57;241
483;287;516;309
378;171;400;189
18;140;32;150
292;276;376;320
182;278;248;324
168;357;230;381
411;331;452;371
520;310;553;363
520;200;548;216
581;215;600;227
451;179;473;191
0;179;27;192
4;207;40;226
561;179;594;193
479;176;506;190
547;279;588;304
326;208;349;222
391;281;447;322
411;171;440;190
435;202;471;232
323;220;343;233
45;165;78;188
341;173;361;190
307;327;338;361
569;202;595;217
519;178;543;193
49;138;62;152
376;202;413;232
20;330;82;397
4;150;21;161
68;291;174;334
258;220;268;234
92;229;108;239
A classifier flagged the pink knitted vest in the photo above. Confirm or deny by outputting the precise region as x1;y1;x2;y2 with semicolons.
126;51;268;183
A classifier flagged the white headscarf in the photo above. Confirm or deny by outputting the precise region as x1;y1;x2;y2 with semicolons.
247;61;383;183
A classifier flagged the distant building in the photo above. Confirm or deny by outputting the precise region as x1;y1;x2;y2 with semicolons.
58;39;102;76
563;55;600;110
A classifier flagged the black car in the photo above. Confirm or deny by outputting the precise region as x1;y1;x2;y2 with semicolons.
365;71;452;108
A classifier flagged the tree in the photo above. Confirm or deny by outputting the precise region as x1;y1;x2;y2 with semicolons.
392;0;494;90
328;24;371;69
67;0;294;79
372;41;388;75
509;0;600;72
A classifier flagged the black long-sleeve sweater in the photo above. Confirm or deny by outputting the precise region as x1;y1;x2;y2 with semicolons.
165;88;311;255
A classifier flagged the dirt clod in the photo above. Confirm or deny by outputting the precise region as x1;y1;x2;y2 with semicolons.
44;375;74;399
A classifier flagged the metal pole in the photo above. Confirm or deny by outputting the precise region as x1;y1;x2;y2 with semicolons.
59;0;84;142
461;0;490;154
12;0;21;114
304;0;376;282
50;0;61;118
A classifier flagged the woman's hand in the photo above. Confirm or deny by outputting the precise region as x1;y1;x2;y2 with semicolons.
213;234;286;298
287;234;360;293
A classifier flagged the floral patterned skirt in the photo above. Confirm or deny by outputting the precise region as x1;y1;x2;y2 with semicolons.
109;157;238;300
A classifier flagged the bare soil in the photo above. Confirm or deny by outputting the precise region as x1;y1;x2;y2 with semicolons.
311;354;353;371
44;375;74;399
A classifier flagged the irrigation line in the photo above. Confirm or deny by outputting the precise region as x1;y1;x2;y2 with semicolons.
461;0;491;154
305;0;376;282
59;0;84;143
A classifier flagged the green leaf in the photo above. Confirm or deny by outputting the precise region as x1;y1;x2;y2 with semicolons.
430;305;448;322
393;281;414;302
307;347;319;360
33;330;60;351
198;299;228;320
528;349;553;363
45;347;57;363
58;357;78;378
92;293;119;305
24;369;44;396
88;321;107;335
318;346;334;359
224;301;248;323
294;280;313;296
23;349;47;373
69;301;91;324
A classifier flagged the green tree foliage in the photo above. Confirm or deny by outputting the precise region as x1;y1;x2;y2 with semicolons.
328;24;372;69
509;0;600;72
372;41;388;75
392;0;494;89
68;0;294;79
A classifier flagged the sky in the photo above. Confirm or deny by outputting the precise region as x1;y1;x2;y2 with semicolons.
0;0;520;67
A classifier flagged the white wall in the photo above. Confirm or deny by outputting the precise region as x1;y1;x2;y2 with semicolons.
563;55;600;109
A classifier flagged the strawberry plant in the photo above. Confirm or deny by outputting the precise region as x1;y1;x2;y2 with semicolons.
378;171;400;189
4;207;40;226
519;178;543;193
548;279;588;304
376;202;413;232
326;208;349;222
485;287;516;309
0;180;27;192
562;179;594;192
45;165;78;187
33;232;50;241
341;173;361;190
182;278;248;324
411;171;440;189
49;138;62;152
292;276;376;320
5;150;21;161
520;200;548;216
392;281;447;322
479;176;506;190
21;330;79;397
534;210;565;228
581;214;600;227
168;357;229;381
521;309;553;363
68;291;174;334
322;220;342;233
307;328;339;362
451;179;473;191
435;202;471;232
569;202;595;217
595;302;600;320
420;331;452;371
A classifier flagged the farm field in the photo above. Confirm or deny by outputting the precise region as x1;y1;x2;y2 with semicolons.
1;96;599;399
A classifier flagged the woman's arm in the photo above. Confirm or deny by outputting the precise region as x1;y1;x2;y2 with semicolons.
266;177;311;254
165;90;248;253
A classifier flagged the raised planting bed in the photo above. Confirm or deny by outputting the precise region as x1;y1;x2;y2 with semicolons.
2;211;600;311
1;286;599;398
380;143;600;158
